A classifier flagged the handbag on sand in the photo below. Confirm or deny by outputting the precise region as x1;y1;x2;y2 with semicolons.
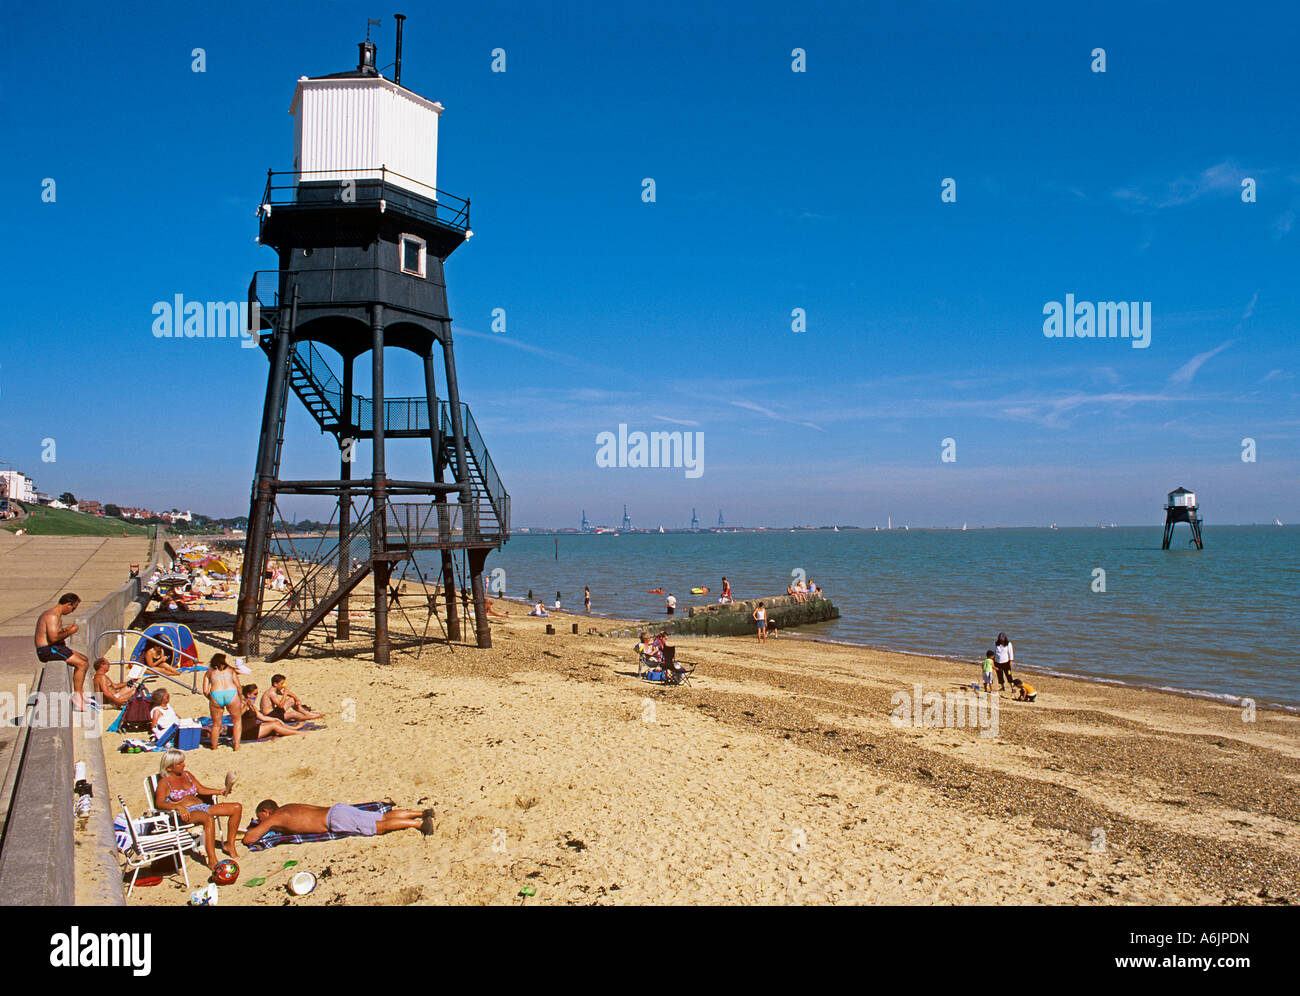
121;687;153;733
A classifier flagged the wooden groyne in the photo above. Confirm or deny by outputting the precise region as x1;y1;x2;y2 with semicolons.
606;594;839;639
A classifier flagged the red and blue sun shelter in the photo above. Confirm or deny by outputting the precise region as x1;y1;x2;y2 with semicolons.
130;623;201;670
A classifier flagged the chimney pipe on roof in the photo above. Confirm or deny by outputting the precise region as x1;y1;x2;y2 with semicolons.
394;14;406;85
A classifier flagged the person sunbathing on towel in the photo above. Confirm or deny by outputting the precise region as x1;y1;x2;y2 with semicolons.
241;799;435;845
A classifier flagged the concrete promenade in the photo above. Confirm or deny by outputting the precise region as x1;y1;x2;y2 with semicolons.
0;533;149;834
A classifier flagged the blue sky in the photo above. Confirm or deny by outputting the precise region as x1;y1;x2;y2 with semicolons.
2;0;1297;527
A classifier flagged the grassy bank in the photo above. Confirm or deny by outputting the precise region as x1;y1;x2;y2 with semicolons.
2;503;150;536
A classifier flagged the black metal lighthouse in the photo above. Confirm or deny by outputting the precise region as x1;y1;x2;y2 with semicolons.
233;21;509;663
1161;486;1203;550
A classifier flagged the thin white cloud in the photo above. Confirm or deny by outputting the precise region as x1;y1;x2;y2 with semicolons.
654;415;700;427
1114;160;1251;211
1242;291;1258;321
1167;340;1235;387
454;327;619;378
729;399;824;432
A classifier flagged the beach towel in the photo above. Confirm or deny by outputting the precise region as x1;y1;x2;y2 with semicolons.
244;802;394;851
194;716;324;748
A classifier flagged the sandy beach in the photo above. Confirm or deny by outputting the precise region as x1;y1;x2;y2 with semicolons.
91;593;1300;906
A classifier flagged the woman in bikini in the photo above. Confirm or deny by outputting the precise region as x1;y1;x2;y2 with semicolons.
153;749;242;870
203;653;244;751
139;641;182;678
238;684;308;743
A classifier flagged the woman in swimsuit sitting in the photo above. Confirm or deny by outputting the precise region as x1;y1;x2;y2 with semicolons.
138;641;182;678
238;684;308;743
203;653;244;751
152;749;241;870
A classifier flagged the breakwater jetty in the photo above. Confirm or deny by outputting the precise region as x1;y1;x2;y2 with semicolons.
607;594;839;639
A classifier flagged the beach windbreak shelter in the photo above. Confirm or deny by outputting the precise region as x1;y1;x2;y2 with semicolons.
234;21;509;663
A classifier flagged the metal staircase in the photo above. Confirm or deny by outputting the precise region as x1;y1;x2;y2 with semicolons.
244;327;510;659
441;403;509;541
259;336;344;434
256;331;509;543
247;511;375;660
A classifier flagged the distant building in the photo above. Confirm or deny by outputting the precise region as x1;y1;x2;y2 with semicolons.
77;499;105;516
0;470;36;503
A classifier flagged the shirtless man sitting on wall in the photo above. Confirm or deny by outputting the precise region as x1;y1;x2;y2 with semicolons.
35;593;90;710
241;800;435;845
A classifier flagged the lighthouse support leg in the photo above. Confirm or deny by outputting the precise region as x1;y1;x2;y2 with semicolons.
370;304;391;666
235;289;295;653
440;548;460;641
468;548;491;648
338;356;353;641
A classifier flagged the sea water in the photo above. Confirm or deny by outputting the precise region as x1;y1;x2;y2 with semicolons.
448;526;1300;710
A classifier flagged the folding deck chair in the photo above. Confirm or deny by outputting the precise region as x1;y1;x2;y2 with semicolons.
116;796;200;898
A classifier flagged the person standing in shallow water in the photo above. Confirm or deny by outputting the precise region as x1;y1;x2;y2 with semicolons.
584;586;591;613
992;632;1015;691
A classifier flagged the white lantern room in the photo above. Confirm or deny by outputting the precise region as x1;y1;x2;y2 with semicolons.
1167;487;1196;507
289;74;443;200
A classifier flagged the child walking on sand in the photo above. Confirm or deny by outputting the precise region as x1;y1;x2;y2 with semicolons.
981;650;995;692
754;602;768;642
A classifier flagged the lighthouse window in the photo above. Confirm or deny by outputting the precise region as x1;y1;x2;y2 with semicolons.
400;235;426;277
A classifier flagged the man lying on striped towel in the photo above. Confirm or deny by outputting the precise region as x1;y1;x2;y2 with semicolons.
241;799;434;851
